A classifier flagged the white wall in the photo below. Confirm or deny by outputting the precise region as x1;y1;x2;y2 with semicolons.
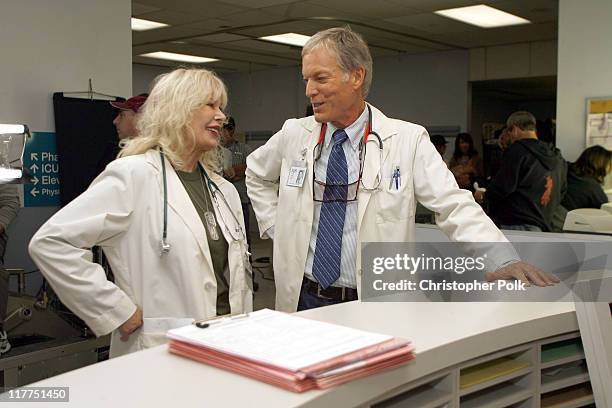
222;66;307;132
470;41;557;81
369;50;469;131
134;63;308;134
0;0;132;130
0;0;132;275
133;64;171;96
557;0;612;162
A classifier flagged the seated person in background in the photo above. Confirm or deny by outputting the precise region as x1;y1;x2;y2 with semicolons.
29;68;252;358
449;132;483;190
562;145;612;211
475;111;567;232
430;134;448;163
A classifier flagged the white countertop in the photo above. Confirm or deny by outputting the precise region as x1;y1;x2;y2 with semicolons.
15;302;578;408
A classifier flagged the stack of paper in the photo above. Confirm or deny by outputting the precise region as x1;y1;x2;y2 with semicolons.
166;309;415;392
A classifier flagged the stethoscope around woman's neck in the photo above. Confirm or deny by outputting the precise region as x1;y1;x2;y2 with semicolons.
159;150;171;255
158;149;244;256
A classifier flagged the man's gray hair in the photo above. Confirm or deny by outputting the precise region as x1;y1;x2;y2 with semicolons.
506;111;537;131
302;26;373;97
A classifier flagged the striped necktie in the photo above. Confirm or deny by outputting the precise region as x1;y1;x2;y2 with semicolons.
312;129;349;288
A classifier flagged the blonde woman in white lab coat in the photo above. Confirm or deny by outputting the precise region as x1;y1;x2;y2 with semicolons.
29;68;252;357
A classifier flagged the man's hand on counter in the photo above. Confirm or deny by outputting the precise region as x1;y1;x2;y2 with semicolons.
485;261;560;287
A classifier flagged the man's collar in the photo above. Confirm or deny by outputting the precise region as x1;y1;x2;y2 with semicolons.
325;105;368;151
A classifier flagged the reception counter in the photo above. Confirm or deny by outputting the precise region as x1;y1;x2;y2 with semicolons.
14;301;584;408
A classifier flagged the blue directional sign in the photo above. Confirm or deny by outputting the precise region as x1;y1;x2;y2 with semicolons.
23;132;60;207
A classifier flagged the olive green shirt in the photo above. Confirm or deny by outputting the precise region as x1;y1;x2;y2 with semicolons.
176;168;230;316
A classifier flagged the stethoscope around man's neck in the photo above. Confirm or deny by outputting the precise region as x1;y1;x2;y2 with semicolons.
314;104;383;191
315;104;380;157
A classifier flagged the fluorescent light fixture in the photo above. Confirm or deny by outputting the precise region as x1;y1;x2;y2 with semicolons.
0;168;22;182
131;17;169;31
139;52;219;64
0;124;25;134
434;4;530;28
259;33;311;47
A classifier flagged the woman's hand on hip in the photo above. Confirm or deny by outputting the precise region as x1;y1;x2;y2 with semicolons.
119;307;143;341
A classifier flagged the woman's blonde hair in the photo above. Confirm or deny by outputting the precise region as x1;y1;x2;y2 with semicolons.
119;67;228;172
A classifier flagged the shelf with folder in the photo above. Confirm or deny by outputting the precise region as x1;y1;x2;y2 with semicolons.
459;357;532;395
540;361;590;394
459;382;533;408
540;383;594;408
458;345;533;393
456;345;535;408
371;372;452;408
540;337;585;370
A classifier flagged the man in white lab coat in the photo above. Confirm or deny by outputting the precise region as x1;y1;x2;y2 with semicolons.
246;27;557;313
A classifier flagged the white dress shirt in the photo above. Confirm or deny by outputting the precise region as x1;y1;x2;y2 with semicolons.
304;106;368;288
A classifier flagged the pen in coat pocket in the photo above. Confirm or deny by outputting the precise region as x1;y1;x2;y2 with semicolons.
392;166;401;190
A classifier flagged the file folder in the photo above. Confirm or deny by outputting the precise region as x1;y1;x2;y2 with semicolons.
166;309;415;392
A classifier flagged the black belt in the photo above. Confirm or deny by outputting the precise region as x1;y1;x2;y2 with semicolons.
302;277;358;301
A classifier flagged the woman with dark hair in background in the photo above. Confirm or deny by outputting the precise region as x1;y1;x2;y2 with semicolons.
449;132;483;190
562;145;612;211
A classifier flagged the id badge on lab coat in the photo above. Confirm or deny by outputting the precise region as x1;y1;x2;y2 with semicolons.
287;160;307;187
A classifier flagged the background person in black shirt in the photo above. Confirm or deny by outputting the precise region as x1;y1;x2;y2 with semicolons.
475;111;567;232
562;145;611;211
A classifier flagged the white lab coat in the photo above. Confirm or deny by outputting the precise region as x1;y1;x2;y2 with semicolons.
246;104;511;312
29;149;252;357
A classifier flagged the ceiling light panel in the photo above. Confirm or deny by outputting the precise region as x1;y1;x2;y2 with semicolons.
131;17;169;31
139;51;218;64
259;33;311;47
434;5;531;28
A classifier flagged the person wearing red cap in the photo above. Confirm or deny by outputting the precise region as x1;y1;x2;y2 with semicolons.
110;94;148;140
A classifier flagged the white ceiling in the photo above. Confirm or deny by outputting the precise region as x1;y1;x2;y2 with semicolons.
132;0;558;72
